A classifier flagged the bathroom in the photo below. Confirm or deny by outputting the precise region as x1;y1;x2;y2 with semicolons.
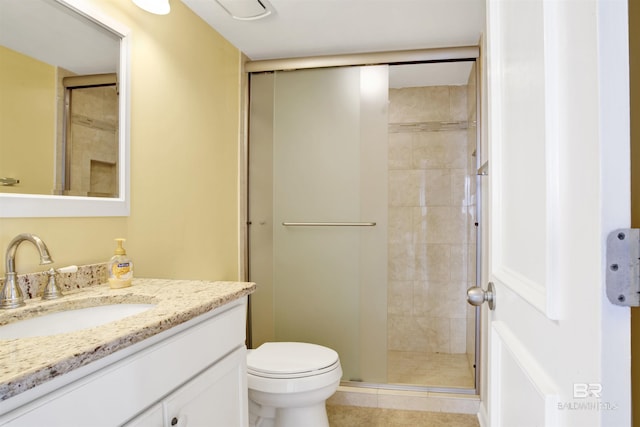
1;0;481;422
0;0;634;426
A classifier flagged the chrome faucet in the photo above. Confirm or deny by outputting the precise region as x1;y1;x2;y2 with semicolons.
1;234;54;309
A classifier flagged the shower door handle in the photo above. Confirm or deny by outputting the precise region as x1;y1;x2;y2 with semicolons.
282;222;376;227
466;282;496;310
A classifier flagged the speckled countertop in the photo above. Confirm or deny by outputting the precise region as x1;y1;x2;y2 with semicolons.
0;278;255;401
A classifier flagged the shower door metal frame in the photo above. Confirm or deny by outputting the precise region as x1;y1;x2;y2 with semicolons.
242;46;483;396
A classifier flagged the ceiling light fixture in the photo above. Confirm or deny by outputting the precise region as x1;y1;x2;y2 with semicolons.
215;0;271;21
132;0;171;15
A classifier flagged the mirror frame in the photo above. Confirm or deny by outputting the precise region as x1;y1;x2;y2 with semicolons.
0;0;131;218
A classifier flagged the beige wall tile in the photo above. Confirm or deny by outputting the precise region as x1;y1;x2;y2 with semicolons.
414;206;467;245
415;316;449;353
429;282;468;319
450;244;469;282
389;207;415;281
388;206;413;244
450;318;467;353
449;86;468;121
377;391;442;412
389;170;420;206
389;240;416;281
464;305;474;355
328;386;378;408
388;315;429;352
413;131;468;169
416;244;451;281
438;396;481;415
328;387;481;417
424;169;453;206
387;84;477;361
412;281;432;316
389;132;413;170
451;168;471;206
388;281;413;315
389;86;450;123
467;243;477;280
389;169;452;207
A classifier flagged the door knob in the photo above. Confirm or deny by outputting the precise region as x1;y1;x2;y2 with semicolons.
466;282;496;310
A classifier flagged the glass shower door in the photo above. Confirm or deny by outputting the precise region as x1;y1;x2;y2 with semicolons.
248;66;389;383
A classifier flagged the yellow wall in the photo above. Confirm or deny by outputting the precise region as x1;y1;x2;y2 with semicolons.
0;0;242;281
631;0;639;425
0;46;55;195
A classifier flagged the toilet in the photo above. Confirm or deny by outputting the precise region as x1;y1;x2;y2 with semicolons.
246;342;342;427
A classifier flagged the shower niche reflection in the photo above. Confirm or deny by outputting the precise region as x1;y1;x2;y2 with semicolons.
248;59;480;392
60;74;119;197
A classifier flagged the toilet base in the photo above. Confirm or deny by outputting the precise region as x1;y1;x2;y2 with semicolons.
249;399;329;427
277;402;329;427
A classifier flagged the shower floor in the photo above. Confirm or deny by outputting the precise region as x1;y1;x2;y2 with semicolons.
387;351;475;389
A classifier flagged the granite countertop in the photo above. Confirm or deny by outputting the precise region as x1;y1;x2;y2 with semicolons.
0;278;255;402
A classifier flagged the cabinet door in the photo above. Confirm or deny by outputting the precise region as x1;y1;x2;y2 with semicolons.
123;404;164;427
164;347;248;427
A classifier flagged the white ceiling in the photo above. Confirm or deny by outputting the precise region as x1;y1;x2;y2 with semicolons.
181;0;485;86
0;0;484;87
181;0;485;61
0;0;119;75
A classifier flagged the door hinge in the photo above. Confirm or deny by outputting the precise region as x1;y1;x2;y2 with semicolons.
606;228;640;306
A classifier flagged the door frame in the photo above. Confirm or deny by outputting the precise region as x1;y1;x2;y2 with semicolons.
241;46;485;394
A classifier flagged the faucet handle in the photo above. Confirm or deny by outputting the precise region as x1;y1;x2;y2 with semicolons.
41;265;77;300
42;268;62;300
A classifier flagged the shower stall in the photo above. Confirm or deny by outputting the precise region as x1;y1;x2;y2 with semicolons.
247;51;480;393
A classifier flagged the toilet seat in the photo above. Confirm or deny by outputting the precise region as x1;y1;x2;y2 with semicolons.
247;342;339;379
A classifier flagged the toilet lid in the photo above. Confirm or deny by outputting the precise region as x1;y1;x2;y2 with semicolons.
247;342;339;376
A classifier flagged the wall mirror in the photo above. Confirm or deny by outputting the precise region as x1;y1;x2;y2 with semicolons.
0;0;130;217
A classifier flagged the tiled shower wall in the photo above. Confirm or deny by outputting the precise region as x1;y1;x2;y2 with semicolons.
388;84;476;355
55;75;119;198
68;85;119;197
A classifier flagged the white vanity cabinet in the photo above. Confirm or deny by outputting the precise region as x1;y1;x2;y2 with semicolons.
0;298;249;427
125;347;247;427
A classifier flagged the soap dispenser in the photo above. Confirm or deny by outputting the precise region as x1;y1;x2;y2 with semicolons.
108;238;133;289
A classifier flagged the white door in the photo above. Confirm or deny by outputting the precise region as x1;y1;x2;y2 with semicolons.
481;0;630;426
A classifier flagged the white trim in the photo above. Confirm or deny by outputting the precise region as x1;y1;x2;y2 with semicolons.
490;322;560;427
542;0;561;320
597;0;631;425
477;402;489;427
245;46;480;73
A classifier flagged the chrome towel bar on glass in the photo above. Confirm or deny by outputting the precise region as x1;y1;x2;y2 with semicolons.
282;222;376;227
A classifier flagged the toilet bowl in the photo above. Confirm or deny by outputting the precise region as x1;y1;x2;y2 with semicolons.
247;342;342;427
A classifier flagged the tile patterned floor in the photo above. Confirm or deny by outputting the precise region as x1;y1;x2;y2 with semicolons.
327;405;480;427
387;351;475;389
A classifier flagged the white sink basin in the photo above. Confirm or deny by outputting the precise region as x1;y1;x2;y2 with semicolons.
0;304;155;339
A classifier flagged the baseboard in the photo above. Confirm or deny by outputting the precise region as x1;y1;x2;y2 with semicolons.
327;385;480;415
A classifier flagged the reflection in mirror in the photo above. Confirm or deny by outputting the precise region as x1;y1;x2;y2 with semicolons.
62;74;119;197
0;0;130;217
